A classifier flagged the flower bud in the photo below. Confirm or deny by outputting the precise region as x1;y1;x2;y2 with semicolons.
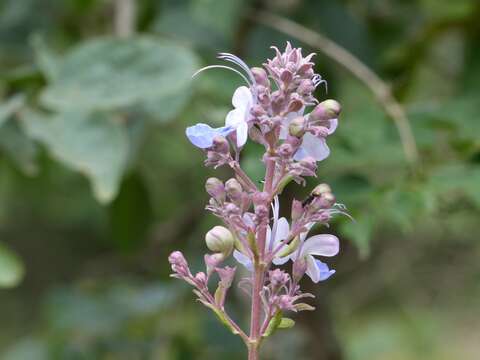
252;191;269;206
225;202;240;215
278;294;295;311
289;116;306;137
205;226;234;254
278;143;294;157
225;178;243;202
217;266;236;288
280;69;293;84
322;192;336;206
312;183;332;197
168;251;190;277
251;67;270;87
195;272;207;287
291;199;303;221
212;135;229;154
204;253;224;275
269;269;290;287
297;79;315;95
255;204;269;221
287;98;304;113
310;99;341;122
292;257;308;282
299;156;317;175
205;177;225;201
168;251;187;267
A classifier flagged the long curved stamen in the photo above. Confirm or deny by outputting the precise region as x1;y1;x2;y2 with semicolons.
192;65;251;86
328;209;354;221
218;53;256;85
313;74;328;93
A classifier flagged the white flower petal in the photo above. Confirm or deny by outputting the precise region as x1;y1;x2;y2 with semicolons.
294;133;330;161
301;234;339;257
225;108;244;128
275;217;290;245
272;254;291;266
328;118;338;135
233;250;253;271
305;255;321;283
232;86;253;109
236;121;248;147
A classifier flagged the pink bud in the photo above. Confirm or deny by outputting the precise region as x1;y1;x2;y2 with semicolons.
252;191;269;206
269;269;290;287
278;143;294;157
204;253;224;271
168;251;187;267
216;266;236;288
297;79;315;95
310;99;341;122
292;257;308;282
251;67;270;87
291;199;303;221
225;178;243;204
195;272;207;287
212;135;229;154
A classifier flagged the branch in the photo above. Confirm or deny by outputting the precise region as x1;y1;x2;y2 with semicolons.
113;0;137;38
252;11;419;165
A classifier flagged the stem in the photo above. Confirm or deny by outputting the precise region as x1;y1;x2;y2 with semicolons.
113;0;136;38
232;162;259;192
248;264;265;360
248;156;276;360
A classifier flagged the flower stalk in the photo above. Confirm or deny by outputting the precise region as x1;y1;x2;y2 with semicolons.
168;43;346;359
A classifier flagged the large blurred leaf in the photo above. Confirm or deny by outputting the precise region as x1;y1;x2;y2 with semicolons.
0;120;38;175
20;109;129;203
0;242;25;288
39;36;199;115
0;94;24;126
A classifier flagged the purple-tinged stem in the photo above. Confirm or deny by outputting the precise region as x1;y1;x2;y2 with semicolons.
248;156;276;360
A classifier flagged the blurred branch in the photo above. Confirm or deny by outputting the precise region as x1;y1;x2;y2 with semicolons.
113;0;137;38
252;11;419;165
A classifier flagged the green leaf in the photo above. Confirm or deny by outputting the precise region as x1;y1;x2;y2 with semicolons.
294;303;316;312
0;120;38;176
262;311;282;338
0;242;25;288
20;109;129;204
30;34;61;81
39;36;199;113
278;317;295;329
0;94;25;127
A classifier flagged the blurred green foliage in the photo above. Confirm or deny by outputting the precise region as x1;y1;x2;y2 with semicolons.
0;0;479;359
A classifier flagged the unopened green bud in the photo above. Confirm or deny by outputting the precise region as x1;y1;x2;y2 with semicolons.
225;178;243;201
312;183;332;197
205;226;234;255
288;116;306;137
205;177;225;201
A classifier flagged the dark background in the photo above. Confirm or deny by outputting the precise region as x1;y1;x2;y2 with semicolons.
0;0;479;359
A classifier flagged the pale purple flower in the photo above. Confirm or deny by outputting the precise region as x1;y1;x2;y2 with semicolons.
294;232;339;283
280;110;336;162
233;197;289;269
186;123;234;148
225;86;253;147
